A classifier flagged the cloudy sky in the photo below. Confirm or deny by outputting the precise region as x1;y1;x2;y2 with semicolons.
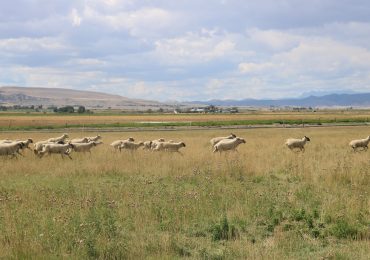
1;0;370;101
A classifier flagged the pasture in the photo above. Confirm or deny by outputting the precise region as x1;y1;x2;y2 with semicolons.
0;126;369;259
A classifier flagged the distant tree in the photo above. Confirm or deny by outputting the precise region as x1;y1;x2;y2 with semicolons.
58;106;74;113
77;106;86;113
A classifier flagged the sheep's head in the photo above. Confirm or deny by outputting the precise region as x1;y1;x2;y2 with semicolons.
181;142;186;147
138;142;144;146
128;137;134;142
28;138;33;143
230;133;237;138
63;133;69;138
304;136;311;141
158;138;165;142
236;137;246;144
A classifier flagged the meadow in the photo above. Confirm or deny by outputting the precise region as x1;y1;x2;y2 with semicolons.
0;127;369;259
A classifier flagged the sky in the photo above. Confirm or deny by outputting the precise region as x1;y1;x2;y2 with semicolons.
1;0;370;101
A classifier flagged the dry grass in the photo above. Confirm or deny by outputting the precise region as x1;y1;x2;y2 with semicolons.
0;126;369;259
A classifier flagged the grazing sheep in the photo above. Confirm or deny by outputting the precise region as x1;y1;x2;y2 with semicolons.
210;133;237;146
34;140;65;154
143;141;153;150
120;141;144;151
213;137;245;153
71;141;102;153
47;133;69;143
349;136;370;151
86;135;102;142
0;142;25;158
285;136;311;152
154;141;186;154
38;143;75;159
70;137;89;143
150;138;165;149
110;137;135;152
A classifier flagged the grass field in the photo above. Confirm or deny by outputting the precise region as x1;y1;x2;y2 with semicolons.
2;110;370;130
0;126;369;259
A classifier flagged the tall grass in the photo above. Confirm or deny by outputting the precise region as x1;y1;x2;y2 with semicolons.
0;127;369;258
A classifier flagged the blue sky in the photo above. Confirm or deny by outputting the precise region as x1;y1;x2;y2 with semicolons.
1;0;370;101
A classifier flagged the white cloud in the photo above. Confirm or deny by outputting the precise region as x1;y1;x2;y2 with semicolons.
70;8;82;27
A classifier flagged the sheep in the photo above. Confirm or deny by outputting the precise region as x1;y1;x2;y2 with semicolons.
71;141;102;153
47;133;69;143
0;142;25;158
33;140;65;154
213;137;245;153
110;137;134;152
120;141;144;151
38;142;75;159
210;133;237;146
143;141;153;150
0;139;13;144
150;138;165;149
285;136;311;152
154;141;186;154
349;136;370;152
86;135;102;142
70;137;89;143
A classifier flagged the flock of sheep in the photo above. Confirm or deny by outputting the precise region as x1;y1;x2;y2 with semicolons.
0;132;370;159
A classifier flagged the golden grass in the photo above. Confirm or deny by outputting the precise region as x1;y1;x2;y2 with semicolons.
0;126;369;258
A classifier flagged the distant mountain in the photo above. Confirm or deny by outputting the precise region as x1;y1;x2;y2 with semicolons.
0;86;165;109
194;93;370;108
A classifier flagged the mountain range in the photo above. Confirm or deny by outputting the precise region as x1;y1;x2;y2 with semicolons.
194;93;370;108
1;86;370;109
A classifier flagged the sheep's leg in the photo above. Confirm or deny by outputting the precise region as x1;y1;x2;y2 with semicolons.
66;152;73;160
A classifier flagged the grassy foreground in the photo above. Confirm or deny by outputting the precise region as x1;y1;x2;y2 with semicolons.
0;127;369;259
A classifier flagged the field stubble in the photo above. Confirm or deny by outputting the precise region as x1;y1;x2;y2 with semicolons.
0;127;369;259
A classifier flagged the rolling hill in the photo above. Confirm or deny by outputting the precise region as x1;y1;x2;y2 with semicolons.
0;86;165;109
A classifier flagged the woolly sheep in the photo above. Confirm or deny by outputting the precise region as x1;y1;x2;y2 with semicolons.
349;136;370;151
143;141;153;150
213;137;245;153
210;133;237;146
47;133;69;143
71;141;102;153
285;136;311;152
34;140;65;154
86;135;102;142
120;141;144;151
154;141;186;154
70;137;89;143
150;138;165;149
110;137;135;151
0;142;25;158
38;142;75;159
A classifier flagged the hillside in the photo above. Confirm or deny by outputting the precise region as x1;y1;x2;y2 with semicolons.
0;86;165;109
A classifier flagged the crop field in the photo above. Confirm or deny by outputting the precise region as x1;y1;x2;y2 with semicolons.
0;126;369;259
2;110;370;130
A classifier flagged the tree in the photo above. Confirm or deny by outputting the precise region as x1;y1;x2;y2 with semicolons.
77;106;86;113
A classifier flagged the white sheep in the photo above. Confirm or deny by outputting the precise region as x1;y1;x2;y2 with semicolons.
150;138;165;149
213;137;246;153
71;141;102;153
34;140;65;154
110;137;135;152
210;133;236;146
349;136;370;151
70;137;89;143
154;141;186;154
86;135;102;142
285;136;311;152
47;133;69;143
120;141;144;151
38;143;75;159
0;142;25;158
143;141;153;150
